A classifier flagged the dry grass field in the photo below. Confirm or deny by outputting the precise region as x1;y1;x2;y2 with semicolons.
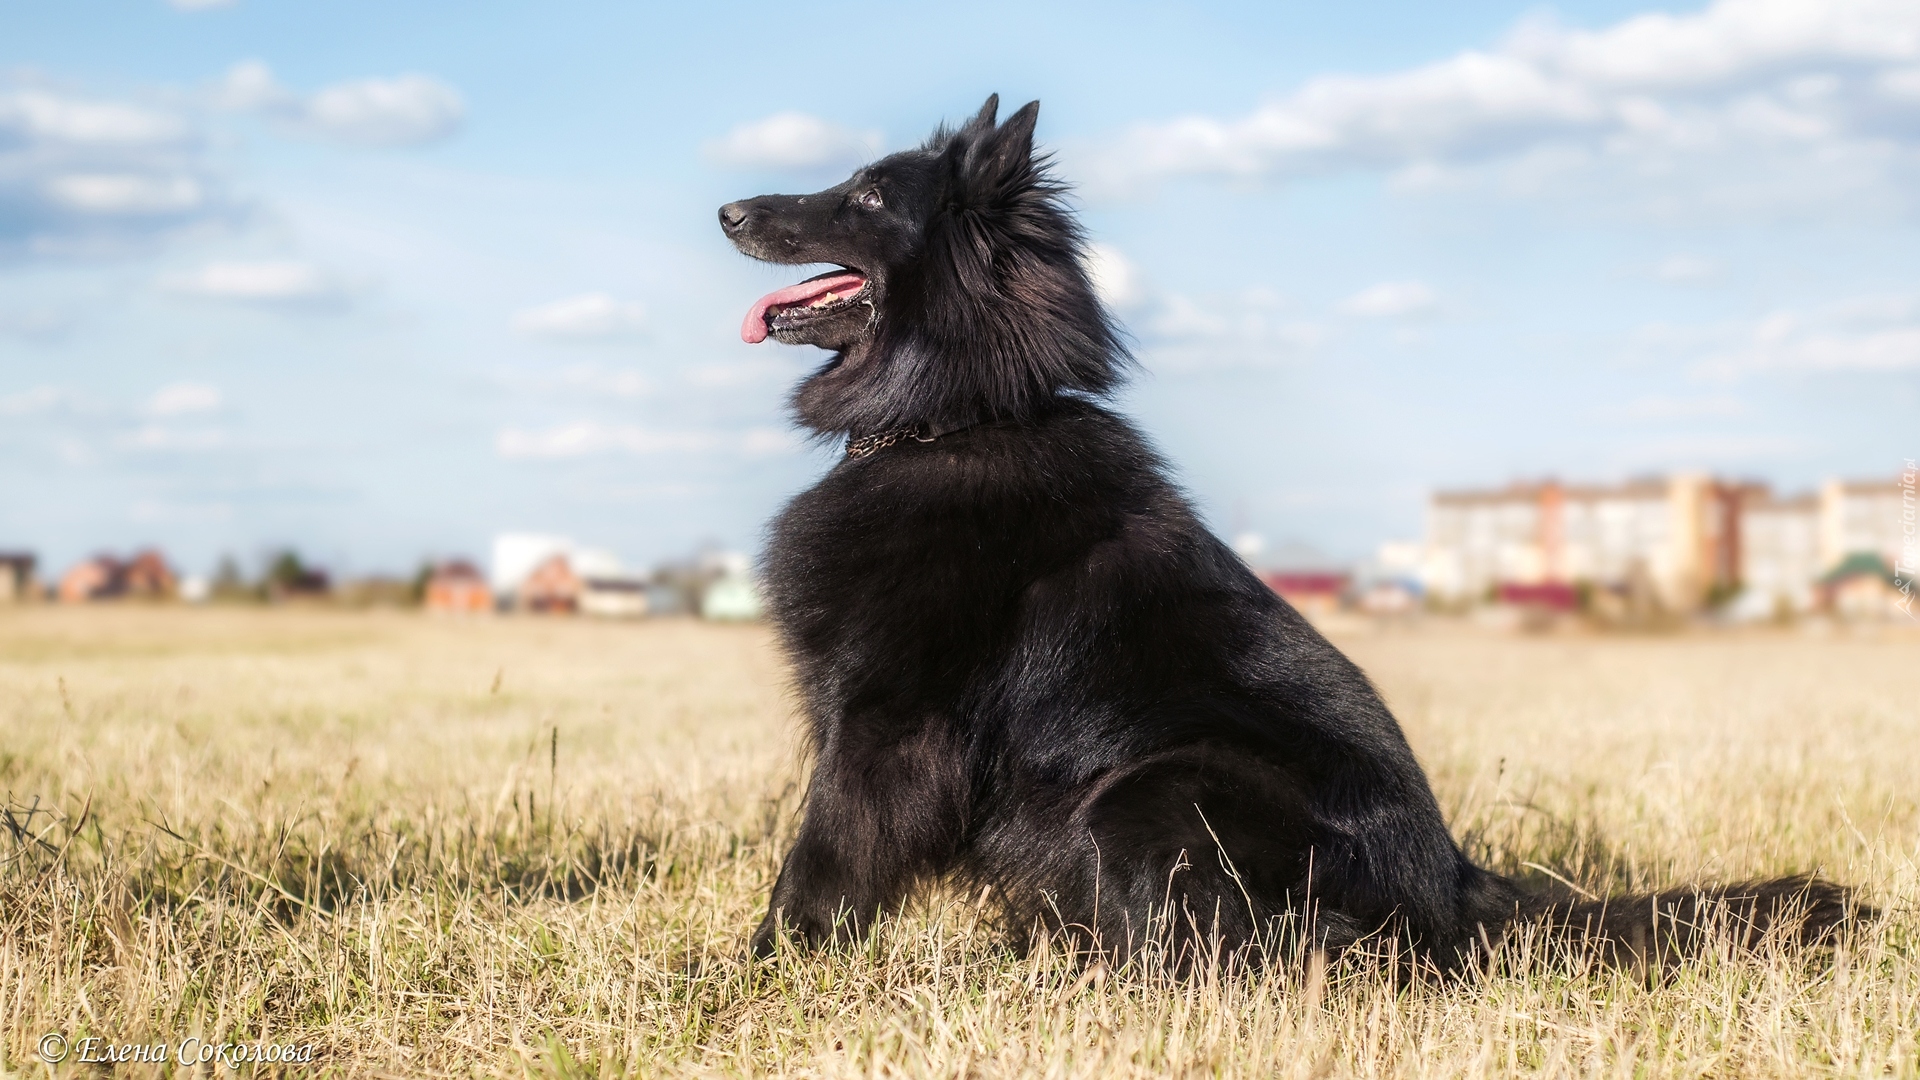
2;605;1916;1077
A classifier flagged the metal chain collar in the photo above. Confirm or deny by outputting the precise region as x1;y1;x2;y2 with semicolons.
844;425;937;459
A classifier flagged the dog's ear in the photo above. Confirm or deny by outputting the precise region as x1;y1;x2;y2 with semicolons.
989;100;1039;171
970;94;1000;131
958;99;1038;192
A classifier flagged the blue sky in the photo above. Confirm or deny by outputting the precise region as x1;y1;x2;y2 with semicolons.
3;0;1917;577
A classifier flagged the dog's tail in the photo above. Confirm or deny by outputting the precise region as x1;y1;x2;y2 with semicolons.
1508;874;1865;968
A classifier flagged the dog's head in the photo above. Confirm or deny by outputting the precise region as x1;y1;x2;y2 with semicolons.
720;95;1128;437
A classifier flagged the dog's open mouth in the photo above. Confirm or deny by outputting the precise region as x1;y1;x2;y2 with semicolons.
741;268;870;344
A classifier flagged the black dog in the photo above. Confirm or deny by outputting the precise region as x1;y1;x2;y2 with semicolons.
721;95;1853;969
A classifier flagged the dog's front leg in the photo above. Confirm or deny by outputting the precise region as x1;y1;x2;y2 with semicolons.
750;722;964;957
749;814;879;956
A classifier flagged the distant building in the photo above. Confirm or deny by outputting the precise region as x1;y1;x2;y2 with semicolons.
1246;541;1350;617
1423;484;1548;600
1356;578;1420;615
1821;479;1908;574
582;576;648;618
1738;492;1822;615
1423;472;1913;618
518;553;580;614
59;549;177;602
1260;571;1348;618
574;548;648;619
1819;553;1903;620
490;535;660;616
492;534;573;604
1354;541;1424;616
699;571;762;621
646;580;695;616
1493;581;1580;613
264;553;331;602
0;552;36;603
1733;480;1910;619
335;576;412;607
124;550;177;597
1424;475;1736;610
60;558;115;603
640;549;762;620
424;560;493;614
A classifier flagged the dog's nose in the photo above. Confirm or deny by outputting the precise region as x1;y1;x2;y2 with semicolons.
719;202;749;233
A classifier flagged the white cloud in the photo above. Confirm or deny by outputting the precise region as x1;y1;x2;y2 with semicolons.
498;423;712;459
0;308;76;340
147;382;223;415
210;60;284;112
1341;281;1439;318
129;498;234;523
1883;66;1920;100
117;424;228;452
1745;317;1920;370
1083;243;1148;310
212;61;464;147
1702;293;1920;374
0;386;71;416
1147;293;1242;340
705;112;881;170
496;422;795;460
1085;0;1920;214
1654;253;1720;282
1;81;233;254
1078;255;1435;368
492;363;651;398
511;293;647;339
159;260;350;306
1515;2;1919;87
0;89;188;145
305;75;464;147
1610;433;1811;469
168;0;238;9
1138;289;1329;371
1075;245;1327;370
1611;394;1748;419
739;428;799;456
558;365;647;397
56;438;94;466
44;174;204;214
685;358;802;389
1103;52;1604;183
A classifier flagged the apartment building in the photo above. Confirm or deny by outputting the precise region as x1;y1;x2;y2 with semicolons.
1423;473;1909;614
1424;474;1734;609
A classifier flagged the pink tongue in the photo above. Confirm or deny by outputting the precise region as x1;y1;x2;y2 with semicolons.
741;272;868;343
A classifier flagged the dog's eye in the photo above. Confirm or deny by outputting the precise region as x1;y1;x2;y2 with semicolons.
859;188;883;209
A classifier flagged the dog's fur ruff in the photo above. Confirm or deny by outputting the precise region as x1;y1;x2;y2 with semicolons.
719;95;1858;970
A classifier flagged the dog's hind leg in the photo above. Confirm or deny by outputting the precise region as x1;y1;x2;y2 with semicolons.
1036;745;1322;971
